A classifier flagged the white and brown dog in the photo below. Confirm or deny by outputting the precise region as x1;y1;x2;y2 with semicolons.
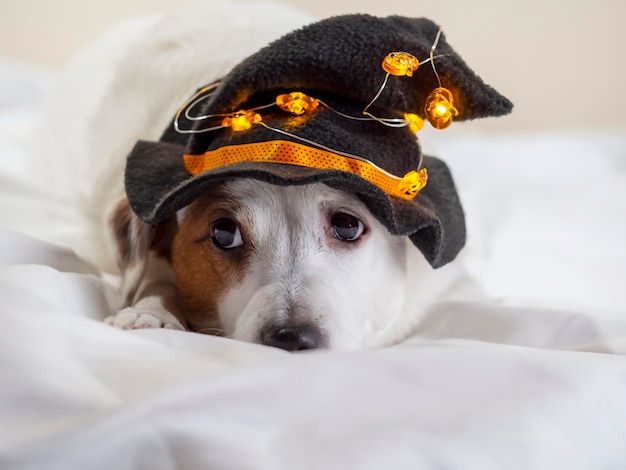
105;179;452;350
29;4;510;351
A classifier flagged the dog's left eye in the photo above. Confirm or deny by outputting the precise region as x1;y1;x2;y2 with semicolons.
211;218;243;249
331;212;365;242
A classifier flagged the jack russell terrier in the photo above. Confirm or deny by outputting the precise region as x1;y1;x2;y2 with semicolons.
101;12;512;350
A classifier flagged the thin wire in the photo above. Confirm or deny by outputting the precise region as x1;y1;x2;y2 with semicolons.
419;53;449;66
174;83;220;132
363;72;390;116
184;89;220;120
416;137;424;170
430;29;443;88
363;77;409;127
186;101;275;121
318;99;408;127
362;73;401;125
176;123;225;135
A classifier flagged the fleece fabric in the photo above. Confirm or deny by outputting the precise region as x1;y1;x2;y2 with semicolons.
125;14;512;268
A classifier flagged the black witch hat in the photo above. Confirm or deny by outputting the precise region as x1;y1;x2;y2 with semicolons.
125;14;512;268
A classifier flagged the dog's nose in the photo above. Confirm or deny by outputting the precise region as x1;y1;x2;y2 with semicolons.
260;324;321;351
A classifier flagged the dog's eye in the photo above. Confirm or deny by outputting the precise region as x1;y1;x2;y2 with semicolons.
211;218;243;249
330;212;365;242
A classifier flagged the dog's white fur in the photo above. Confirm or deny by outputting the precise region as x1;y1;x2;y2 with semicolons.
25;2;472;349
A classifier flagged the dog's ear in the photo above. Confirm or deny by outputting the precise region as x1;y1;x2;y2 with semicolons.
108;198;180;306
108;197;154;305
150;213;179;261
406;155;466;269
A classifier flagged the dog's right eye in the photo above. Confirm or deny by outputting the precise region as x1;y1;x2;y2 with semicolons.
211;218;243;249
331;212;365;242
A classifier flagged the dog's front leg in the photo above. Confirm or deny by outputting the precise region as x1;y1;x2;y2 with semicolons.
104;280;186;330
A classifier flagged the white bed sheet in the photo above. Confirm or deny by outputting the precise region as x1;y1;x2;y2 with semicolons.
1;8;626;469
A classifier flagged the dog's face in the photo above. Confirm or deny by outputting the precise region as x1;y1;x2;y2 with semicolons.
168;179;412;349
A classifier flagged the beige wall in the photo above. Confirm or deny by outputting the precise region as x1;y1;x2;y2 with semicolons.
1;0;625;132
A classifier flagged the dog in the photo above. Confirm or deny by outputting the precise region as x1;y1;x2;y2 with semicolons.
104;178;459;350
27;5;508;351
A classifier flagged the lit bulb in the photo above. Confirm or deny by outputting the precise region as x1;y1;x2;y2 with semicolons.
222;110;262;131
399;169;428;197
435;104;448;115
424;87;458;129
382;52;420;77
404;113;425;134
276;92;319;115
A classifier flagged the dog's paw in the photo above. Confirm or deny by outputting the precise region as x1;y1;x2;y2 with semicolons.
104;307;184;331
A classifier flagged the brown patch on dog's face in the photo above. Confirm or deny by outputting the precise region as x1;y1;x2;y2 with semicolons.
170;185;249;334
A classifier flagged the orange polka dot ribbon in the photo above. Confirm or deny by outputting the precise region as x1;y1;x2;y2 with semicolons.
183;140;427;200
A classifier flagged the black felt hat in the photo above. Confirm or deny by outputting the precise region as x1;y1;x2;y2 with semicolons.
125;14;512;268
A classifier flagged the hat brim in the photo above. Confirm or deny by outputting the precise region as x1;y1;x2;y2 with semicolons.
125;140;465;268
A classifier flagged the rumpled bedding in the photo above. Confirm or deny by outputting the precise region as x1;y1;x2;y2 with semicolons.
1;7;626;470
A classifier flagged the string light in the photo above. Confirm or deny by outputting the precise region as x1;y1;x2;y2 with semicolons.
382;52;420;77
173;30;457;135
169;29;469;199
424;87;458;130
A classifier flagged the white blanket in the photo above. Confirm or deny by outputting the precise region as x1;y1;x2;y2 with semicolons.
1;4;626;469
